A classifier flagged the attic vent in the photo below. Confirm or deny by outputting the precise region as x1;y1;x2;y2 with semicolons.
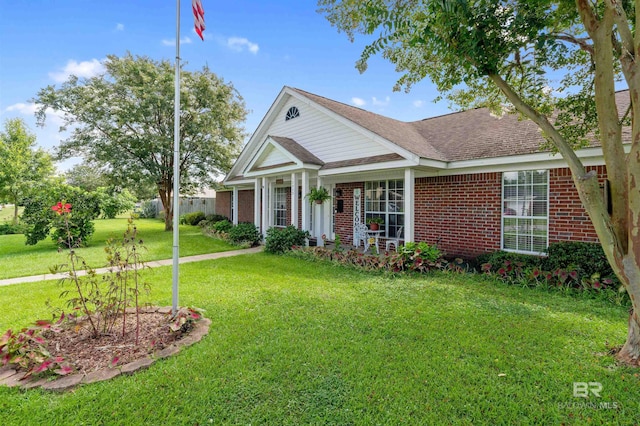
285;106;300;121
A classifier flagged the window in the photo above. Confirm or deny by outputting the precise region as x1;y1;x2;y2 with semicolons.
273;187;287;227
285;106;300;121
502;170;548;254
365;180;404;238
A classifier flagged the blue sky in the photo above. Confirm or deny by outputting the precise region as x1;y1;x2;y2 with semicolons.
0;0;448;172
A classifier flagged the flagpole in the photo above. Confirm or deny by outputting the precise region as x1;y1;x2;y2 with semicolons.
172;0;181;316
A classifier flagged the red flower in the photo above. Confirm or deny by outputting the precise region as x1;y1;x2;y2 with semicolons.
51;202;72;215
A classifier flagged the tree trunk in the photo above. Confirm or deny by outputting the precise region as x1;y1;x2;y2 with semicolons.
618;309;640;365
157;179;172;231
13;203;19;225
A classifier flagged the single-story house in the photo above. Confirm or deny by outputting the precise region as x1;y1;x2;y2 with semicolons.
216;86;627;258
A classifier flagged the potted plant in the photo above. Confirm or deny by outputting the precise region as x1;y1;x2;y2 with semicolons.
366;217;384;231
306;186;331;205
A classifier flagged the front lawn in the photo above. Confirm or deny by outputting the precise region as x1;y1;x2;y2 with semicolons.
0;218;237;279
0;254;637;424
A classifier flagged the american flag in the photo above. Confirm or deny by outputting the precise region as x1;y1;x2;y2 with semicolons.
192;0;205;41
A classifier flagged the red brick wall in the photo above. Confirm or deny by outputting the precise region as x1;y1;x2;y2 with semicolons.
215;190;255;223
238;189;255;223
415;173;503;259
215;191;231;219
548;166;603;244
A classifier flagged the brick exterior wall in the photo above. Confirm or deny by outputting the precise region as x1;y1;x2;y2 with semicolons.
548;166;604;244
215;190;255;223
215;191;231;219
238;189;255;223
415;173;503;259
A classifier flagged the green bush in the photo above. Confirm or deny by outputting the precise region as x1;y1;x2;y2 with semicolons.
138;201;157;218
180;211;206;226
541;241;617;285
96;187;136;219
205;214;228;223
476;250;542;272
21;184;101;247
228;222;261;246
0;222;27;235
212;219;233;233
265;225;310;254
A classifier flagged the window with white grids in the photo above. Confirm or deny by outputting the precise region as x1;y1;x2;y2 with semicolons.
502;170;548;254
273;187;287;227
364;179;404;238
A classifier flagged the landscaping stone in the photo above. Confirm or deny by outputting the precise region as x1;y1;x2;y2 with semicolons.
0;307;211;391
82;367;122;384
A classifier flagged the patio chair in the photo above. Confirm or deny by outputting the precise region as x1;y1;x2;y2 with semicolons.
385;226;404;252
353;223;368;250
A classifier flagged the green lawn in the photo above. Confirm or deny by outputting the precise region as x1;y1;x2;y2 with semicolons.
0;205;21;223
0;218;237;279
1;253;637;424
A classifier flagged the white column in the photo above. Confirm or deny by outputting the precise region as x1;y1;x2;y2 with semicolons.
254;178;261;230
232;187;239;225
290;172;298;227
316;177;324;247
301;170;310;232
261;178;269;233
404;168;415;243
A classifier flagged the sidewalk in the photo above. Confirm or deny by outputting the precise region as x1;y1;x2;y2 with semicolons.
0;246;263;287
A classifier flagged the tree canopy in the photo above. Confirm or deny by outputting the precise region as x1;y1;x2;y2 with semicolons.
0;118;53;224
35;53;247;230
319;0;640;364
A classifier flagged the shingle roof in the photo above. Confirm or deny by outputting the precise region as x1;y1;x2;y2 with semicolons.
269;136;324;165
290;87;630;163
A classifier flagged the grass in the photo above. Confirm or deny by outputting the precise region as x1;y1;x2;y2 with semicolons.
0;218;237;279
0;253;638;424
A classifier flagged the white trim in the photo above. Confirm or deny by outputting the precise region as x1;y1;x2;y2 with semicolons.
319;159;417;177
291;172;298;227
254;178;261;230
232;187;239;225
404;168;415;243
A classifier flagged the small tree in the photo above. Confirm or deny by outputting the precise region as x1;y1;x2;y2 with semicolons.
0;118;54;224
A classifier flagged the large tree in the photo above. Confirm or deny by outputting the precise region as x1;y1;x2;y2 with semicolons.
319;0;640;364
0;118;53;224
35;53;247;230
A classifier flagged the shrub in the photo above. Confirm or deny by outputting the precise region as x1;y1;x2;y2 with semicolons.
180;211;206;226
22;185;101;247
0;222;27;235
212;219;233;233
541;241;618;286
387;241;445;272
265;225;310;254
205;214;228;223
138;201;157;218
228;222;261;246
96;187;136;219
475;250;542;272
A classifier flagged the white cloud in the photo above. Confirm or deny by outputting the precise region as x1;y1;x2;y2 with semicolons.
115;23;124;31
372;96;390;107
413;100;424;108
351;97;366;107
5;102;66;127
162;37;192;46
5;102;38;115
48;59;105;83
226;37;259;54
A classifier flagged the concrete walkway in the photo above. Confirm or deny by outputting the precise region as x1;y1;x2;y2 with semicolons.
0;246;263;287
